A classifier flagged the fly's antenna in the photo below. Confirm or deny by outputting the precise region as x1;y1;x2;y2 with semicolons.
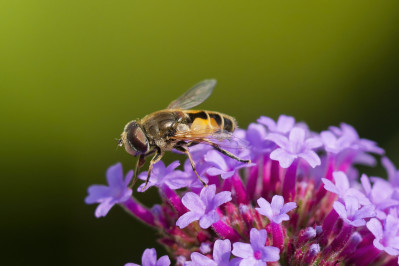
115;138;123;150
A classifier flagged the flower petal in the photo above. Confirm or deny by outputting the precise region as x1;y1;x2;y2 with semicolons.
321;178;339;195
94;198;114;218
189;253;215;265
200;185;216;207
213;239;231;264
232;243;253;259
199;210;219;229
333;201;348;219
271;195;284;213
333;171;350;192
124;170;134;187
298;150;321;168
142;248;157;266
272;214;289;224
182;192;205;213
212;191;232;209
207;167;227;177
281;202;297;214
85;185;110;204
257;116;277;131
260;246;280;262
176;211;202;229
266;133;289;148
106;163;124;187
366;218;383;239
270;148;296;168
155;255;171;266
249;228;267;251
289;127;306;147
204;150;228;170
276;115;295;134
256;197;273;219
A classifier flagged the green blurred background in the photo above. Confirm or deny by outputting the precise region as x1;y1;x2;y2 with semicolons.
1;1;399;265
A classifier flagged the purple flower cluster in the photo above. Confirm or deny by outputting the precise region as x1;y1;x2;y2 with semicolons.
86;115;399;265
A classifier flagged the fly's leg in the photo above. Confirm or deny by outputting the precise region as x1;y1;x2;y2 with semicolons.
204;139;251;164
130;154;146;189
142;148;164;191
175;144;207;186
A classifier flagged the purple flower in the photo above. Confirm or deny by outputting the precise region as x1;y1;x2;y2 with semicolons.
205;150;253;179
382;157;399;187
236;123;273;160
125;248;170;266
329;123;384;155
176;185;232;229
360;174;399;219
185;239;239;266
232;228;280;265
257;115;295;134
85;163;132;218
322;171;370;205
255;195;297;224
333;196;375;227
180;160;209;189
266;127;322;168
138;161;188;191
320;130;352;154
367;215;399;256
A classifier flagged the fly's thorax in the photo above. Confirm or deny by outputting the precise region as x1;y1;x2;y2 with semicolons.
121;120;150;156
141;110;185;139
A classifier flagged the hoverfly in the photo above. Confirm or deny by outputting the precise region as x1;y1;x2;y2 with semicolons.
119;79;250;189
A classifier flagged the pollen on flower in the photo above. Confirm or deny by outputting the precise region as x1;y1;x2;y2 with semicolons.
85;115;399;265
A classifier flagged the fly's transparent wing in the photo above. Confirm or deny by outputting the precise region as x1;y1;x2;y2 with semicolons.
167;79;217;109
171;129;249;151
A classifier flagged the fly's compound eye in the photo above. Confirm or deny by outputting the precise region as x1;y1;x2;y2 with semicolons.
125;122;149;154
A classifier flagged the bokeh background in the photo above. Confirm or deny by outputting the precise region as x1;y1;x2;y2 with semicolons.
1;1;399;265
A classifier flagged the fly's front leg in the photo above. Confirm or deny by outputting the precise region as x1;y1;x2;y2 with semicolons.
142;148;164;191
130;154;146;189
204;139;251;164
175;144;207;187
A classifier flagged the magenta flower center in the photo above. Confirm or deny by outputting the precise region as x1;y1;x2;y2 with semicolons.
254;250;262;260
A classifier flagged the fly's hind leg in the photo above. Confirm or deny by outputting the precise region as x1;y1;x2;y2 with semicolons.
142;148;164;191
175;144;207;187
204;139;251;164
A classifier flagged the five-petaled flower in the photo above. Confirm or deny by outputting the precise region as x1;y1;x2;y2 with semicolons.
266;127;322;168
232;228;280;265
185;239;239;266
366;215;399;256
255;195;297;224
176;185;232;229
322;171;370;205
257;114;295;135
205;150;253;179
138;161;188;191
333;196;375;227
85;163;132;218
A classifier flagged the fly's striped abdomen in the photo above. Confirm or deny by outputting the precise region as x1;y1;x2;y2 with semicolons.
186;110;236;133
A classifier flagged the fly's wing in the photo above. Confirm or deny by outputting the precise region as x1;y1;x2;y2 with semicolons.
171;129;249;151
167;79;217;110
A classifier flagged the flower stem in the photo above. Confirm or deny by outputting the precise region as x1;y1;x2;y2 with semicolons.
211;220;240;242
271;222;284;251
319;209;339;247
161;185;187;215
282;159;299;202
233;173;249;204
121;198;155;226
